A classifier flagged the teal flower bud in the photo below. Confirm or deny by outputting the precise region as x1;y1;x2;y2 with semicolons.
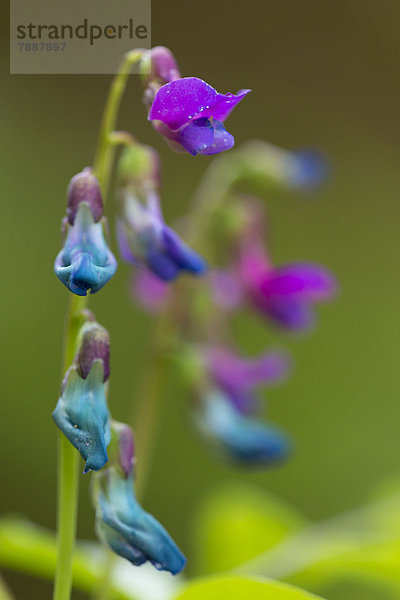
54;169;117;296
53;320;111;472
93;422;186;574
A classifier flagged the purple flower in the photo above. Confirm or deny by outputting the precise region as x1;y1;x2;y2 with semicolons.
238;238;336;330
148;77;250;156
117;191;206;281
208;346;291;414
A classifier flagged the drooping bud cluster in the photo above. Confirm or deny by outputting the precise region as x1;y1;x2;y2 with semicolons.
93;421;186;574
116;144;207;281
54;168;117;296
53;318;111;472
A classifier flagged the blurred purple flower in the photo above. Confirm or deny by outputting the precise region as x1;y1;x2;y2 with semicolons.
148;77;250;156
117;191;206;281
207;346;291;413
238;237;336;330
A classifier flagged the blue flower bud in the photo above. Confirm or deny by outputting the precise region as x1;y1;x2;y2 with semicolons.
94;422;186;575
54;202;117;296
193;389;290;466
53;361;111;472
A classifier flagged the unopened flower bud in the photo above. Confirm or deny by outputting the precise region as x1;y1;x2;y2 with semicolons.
93;421;186;574
109;420;135;478
52;361;111;472
117;145;161;192
66;168;103;225
147;46;181;84
77;322;110;382
54;201;117;296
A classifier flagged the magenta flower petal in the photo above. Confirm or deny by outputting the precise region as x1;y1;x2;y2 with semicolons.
149;77;217;130
210;88;251;122
149;77;250;131
261;263;336;301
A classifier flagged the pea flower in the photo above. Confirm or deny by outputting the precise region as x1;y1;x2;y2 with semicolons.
94;422;186;575
116;145;206;281
54;168;117;296
238;237;336;330
52;320;111;472
193;389;290;465
185;345;290;465
148;77;250;155
233;202;336;330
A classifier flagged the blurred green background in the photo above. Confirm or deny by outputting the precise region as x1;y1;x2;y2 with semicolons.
1;0;400;597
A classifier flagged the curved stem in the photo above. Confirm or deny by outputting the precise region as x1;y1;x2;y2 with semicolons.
93;49;144;196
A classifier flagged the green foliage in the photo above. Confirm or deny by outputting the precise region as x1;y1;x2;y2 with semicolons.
171;575;325;600
192;483;306;574
0;517;131;600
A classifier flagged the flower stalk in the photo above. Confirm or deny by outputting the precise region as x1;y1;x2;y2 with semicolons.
54;50;143;600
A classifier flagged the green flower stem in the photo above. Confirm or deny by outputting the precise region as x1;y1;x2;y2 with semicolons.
93;49;144;195
132;305;177;501
53;295;88;600
54;48;145;600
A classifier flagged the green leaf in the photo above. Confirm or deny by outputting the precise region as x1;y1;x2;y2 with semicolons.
192;483;306;575
0;516;133;599
171;575;325;600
